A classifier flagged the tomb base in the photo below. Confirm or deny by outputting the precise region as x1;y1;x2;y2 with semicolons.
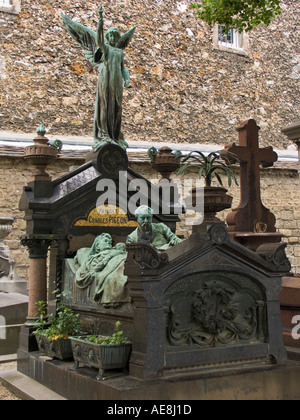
16;352;300;400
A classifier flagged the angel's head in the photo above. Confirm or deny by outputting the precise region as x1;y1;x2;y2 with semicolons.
105;27;121;47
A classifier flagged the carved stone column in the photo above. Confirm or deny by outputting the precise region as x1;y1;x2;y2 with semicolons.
20;236;53;322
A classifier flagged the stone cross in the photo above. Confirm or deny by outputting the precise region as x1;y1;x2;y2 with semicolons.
222;119;278;234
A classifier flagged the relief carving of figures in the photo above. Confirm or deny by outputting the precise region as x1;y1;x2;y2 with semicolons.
166;277;265;348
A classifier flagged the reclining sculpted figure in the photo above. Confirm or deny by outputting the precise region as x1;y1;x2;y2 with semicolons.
73;206;182;306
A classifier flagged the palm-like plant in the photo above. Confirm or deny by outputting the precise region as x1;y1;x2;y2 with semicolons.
177;150;239;188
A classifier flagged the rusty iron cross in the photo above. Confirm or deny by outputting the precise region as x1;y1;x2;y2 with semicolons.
222;119;278;233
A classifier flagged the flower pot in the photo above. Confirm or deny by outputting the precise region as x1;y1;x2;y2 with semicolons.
70;336;132;380
36;333;73;360
186;187;233;223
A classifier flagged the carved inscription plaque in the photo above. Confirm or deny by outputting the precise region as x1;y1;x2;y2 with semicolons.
74;206;138;228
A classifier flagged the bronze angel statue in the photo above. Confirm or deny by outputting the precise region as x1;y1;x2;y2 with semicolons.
61;5;136;151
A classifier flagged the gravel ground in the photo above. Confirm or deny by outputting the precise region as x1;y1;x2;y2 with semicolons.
0;362;22;400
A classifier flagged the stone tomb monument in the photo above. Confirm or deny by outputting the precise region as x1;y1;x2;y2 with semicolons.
17;136;291;393
16;5;294;399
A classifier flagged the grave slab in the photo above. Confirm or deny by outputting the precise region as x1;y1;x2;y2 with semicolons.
0;293;28;355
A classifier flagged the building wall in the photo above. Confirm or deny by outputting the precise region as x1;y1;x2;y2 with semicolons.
0;0;299;148
0;0;299;282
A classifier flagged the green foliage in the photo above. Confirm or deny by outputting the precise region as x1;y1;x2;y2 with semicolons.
191;0;282;32
79;322;131;346
34;290;81;342
49;139;63;153
178;150;239;187
148;146;182;164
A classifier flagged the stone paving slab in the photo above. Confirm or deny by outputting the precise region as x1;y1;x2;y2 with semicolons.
0;366;66;400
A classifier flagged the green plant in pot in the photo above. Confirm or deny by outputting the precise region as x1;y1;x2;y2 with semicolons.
178;150;239;223
70;321;132;380
34;291;81;360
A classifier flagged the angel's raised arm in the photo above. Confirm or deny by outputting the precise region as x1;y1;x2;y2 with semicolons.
96;5;105;50
61;13;99;66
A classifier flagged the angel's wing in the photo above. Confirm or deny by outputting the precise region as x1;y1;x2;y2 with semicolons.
117;26;136;50
61;13;100;65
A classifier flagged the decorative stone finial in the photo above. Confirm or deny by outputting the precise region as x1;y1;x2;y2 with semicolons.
37;123;46;135
24;124;58;179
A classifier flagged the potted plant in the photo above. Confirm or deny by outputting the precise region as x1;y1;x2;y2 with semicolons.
70;321;132;380
34;291;81;361
178;150;239;223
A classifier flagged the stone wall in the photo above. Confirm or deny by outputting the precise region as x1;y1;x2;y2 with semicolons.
1;150;300;283
0;0;299;149
0;0;300;282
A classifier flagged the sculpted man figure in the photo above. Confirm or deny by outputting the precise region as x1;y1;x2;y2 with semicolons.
127;205;182;251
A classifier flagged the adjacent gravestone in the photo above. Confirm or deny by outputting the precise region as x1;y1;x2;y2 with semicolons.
222;119;282;251
0;292;28;355
0;217;27;295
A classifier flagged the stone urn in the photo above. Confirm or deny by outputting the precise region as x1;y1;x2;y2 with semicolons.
148;146;181;180
24;124;58;179
186;187;233;224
